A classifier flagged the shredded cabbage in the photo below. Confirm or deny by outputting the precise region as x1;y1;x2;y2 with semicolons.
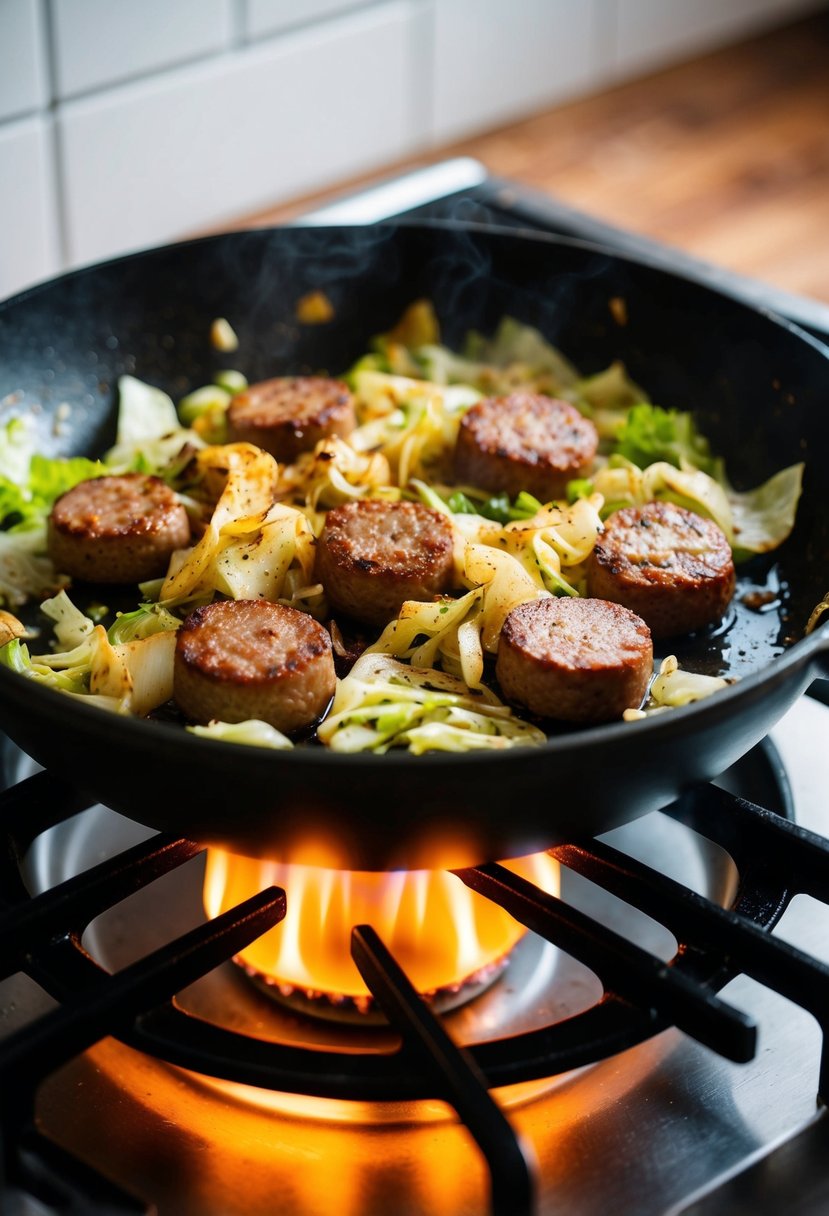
592;458;803;555
159;442;320;613
107;602;182;645
0;598;176;715
40;589;95;649
277;436;392;521
348;370;481;486
0;530;68;608
318;654;546;753
0;305;807;738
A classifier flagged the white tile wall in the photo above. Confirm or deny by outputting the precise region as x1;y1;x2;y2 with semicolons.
58;2;426;265
0;0;48;122
51;0;234;98
0;118;59;299
431;0;607;143
0;0;822;296
245;0;367;40
613;0;825;78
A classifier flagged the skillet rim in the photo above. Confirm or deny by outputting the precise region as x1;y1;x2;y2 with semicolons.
0;620;826;774
1;220;828;772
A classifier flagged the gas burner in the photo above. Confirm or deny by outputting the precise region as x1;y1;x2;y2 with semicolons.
1;692;828;1215
203;850;561;1023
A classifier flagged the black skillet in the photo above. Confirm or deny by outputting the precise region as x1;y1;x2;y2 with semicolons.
0;222;827;869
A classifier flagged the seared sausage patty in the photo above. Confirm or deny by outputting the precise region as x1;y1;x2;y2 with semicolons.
454;393;598;502
227;376;356;463
586;502;735;639
48;474;190;584
496;596;653;723
174;599;335;733
314;499;455;627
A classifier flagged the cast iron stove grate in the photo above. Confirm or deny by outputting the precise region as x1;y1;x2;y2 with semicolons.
1;739;829;1216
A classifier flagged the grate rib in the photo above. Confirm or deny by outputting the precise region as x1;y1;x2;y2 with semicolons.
0;885;286;1097
454;862;757;1063
352;923;536;1216
668;784;829;901
0;835;204;981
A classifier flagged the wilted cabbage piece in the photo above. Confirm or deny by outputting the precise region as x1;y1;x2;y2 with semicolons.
158;442;319;613
105;375;201;473
186;719;293;749
623;656;730;720
0;590;177;715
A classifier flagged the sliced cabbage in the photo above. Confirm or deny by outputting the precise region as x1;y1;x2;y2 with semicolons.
107;602;181;644
159;442;319;612
186;719;293;749
575;362;649;413
650;655;730;706
448;315;581;394
368;589;487;687
318;654;546;754
278;436;392;519
2;590;177;714
89;629;177;714
369;537;548;688
592;458;803;556
40;589;95;648
0;619;175;715
0;530;68;608
106;375;202;473
728;463;804;558
350;370;480;485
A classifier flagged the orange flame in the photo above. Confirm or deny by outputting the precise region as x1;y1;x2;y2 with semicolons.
204;852;559;1004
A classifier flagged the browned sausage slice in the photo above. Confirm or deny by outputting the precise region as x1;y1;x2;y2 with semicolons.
227;376;356;462
173;599;335;733
496;596;653;723
454;392;598;502
47;473;190;584
586;502;735;639
314;499;455;627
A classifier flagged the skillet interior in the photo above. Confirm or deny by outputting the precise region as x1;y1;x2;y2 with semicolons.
0;223;827;867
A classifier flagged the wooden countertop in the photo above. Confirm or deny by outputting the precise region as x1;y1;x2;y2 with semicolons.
228;10;829;306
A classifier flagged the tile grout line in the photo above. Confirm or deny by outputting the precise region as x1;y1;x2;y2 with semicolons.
39;0;69;271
